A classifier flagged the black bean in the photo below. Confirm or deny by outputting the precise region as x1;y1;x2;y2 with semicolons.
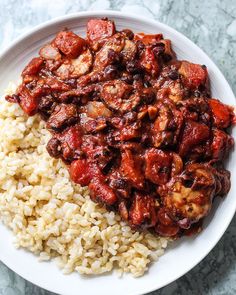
133;73;143;81
38;95;55;113
141;88;155;104
126;60;141;74
163;54;172;62
121;29;134;40
152;43;165;57
136;40;145;55
104;65;118;79
168;70;179;80
193;90;201;98
120;74;133;84
46;137;61;158
107;49;120;64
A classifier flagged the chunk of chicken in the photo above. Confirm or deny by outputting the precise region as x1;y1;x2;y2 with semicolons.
101;80;140;113
47;104;78;131
164;164;216;228
39;44;61;60
86;101;112;118
121;39;137;63
71;48;93;77
93;33;125;70
152;100;183;148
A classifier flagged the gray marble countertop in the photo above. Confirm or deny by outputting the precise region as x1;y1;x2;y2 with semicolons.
0;0;236;294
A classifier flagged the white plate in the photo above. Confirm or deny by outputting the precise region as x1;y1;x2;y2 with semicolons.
0;10;235;295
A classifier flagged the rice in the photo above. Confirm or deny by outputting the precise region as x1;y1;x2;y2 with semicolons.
0;82;168;277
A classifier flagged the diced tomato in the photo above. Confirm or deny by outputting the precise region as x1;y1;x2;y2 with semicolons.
120;122;141;141
22;57;44;77
129;193;157;228
179;120;210;157
89;178;117;205
69;159;92;186
211;129;234;160
179;61;207;89
87;19;115;43
120;149;144;189
17;85;39;116
58;126;83;161
209;98;233;129
140;47;159;77
53;31;86;58
134;33;163;45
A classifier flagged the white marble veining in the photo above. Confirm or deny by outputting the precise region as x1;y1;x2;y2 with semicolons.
0;0;236;294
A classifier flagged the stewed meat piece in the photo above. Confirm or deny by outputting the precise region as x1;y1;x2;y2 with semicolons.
47;104;78;131
101;80;140;113
6;18;235;239
163;164;217;228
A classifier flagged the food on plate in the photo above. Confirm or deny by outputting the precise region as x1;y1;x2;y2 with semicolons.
1;18;234;276
6;17;235;237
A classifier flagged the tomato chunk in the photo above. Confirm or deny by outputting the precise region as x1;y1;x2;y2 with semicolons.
22;57;44;76
179;120;210;157
211;129;234;160
179;61;207;89
89;178;117;205
17;85;39;116
120;149;144;189
129;193;157;228
70;159;92;186
140;47;159;77
87;19;115;44
209;98;233;129
53;31;86;58
134;33;163;45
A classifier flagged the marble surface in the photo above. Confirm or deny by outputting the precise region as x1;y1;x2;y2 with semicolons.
0;0;236;294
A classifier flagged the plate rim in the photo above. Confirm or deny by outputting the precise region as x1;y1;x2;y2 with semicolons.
0;10;235;295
